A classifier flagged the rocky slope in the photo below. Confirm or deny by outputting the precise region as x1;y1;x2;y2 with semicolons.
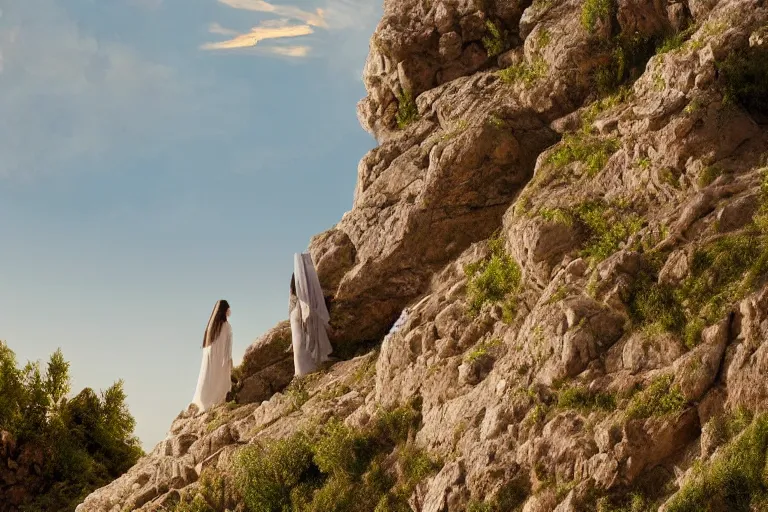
77;0;768;509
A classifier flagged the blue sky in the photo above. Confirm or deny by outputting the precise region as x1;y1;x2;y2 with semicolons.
0;0;380;449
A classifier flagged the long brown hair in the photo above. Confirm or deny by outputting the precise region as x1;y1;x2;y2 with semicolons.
203;299;230;348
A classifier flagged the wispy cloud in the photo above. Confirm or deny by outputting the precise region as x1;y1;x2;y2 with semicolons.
217;0;327;28
208;22;241;36
200;22;314;50
265;45;311;57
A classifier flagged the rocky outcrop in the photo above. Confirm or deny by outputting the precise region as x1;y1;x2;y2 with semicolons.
78;0;768;509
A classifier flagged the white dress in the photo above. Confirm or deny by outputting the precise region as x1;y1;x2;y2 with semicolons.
191;322;233;412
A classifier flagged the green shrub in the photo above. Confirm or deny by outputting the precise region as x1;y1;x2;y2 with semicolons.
679;234;768;326
482;20;506;57
698;165;724;187
235;432;315;510
666;414;768;512
464;338;502;364
233;399;436;512
656;26;697;54
625;374;686;420
314;419;372;477
571;200;644;262
464;235;523;319
718;46;768;116
498;57;548;85
547;133;620;176
593;34;659;94
581;0;615;33
467;478;529;512
396;90;418;129
628;274;686;335
557;385;616;412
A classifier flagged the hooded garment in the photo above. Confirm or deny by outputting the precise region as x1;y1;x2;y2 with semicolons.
289;253;332;376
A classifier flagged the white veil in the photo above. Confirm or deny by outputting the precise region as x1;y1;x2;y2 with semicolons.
294;253;333;363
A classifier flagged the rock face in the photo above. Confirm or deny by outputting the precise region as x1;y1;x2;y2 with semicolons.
78;0;768;509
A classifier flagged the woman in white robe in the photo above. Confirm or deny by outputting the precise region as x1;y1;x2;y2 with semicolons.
191;299;233;413
289;253;333;377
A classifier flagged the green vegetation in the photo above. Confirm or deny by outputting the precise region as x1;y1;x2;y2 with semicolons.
466;479;529;512
629;182;768;346
498;57;548;85
547;133;620;176
195;400;438;512
0;342;142;512
581;0;615;33
464;234;523;321
542;200;644;263
595;492;654;512
556;385;616;412
666;414;768;512
464;338;503;364
482;20;506;58
625;374;686;420
592;34;660;95
656;26;697;55
718;46;768;116
395;89;418;129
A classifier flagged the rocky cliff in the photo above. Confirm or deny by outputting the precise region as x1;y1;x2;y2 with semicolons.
77;0;768;509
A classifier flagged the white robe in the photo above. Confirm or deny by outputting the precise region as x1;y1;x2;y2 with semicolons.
290;302;316;377
191;322;233;412
290;253;333;377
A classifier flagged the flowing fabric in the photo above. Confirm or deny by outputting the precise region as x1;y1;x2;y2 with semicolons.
192;321;233;412
291;252;333;376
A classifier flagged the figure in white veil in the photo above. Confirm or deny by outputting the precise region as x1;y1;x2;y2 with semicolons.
289;253;333;377
191;299;233;413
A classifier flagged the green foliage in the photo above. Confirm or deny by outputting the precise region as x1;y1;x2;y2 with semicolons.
628;274;686;335
498;57;548;85
571;200;644;262
482;20;506;57
464;338;502;364
286;375;313;409
0;342;142;512
466;479;529;512
656;26;697;55
680;234;768;328
395;89;418;129
666;414;768;512
594;34;659;95
464;235;523;320
625;374;687;420
698;165;724;187
706;408;753;450
629;229;768;347
233;400;438;512
547;133;620;176
235;432;315;510
717;46;768;116
313;419;372;477
581;0;615;33
557;385;616;412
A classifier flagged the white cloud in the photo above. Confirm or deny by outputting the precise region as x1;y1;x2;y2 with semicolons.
201;22;314;50
208;22;240;36
0;0;238;179
264;45;311;57
217;0;327;28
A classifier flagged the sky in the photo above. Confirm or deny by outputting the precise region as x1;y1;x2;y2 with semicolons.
0;0;380;450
